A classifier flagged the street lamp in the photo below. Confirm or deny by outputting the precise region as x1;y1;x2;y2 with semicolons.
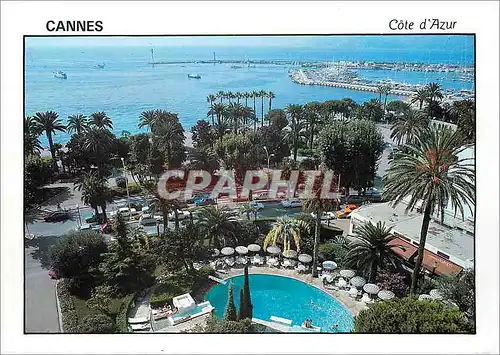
263;146;275;169
120;157;132;220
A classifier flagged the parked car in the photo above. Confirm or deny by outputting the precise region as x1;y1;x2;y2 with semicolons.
310;211;334;220
139;214;157;226
168;210;190;220
281;199;303;208
249;201;265;210
44;211;70;222
195;197;216;206
110;207;138;218
48;269;59;279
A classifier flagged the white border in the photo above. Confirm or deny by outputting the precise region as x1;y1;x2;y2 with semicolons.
1;1;499;354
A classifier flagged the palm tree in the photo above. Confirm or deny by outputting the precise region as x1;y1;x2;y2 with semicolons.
90;111;113;130
33;111;66;170
244;92;250;107
263;216;309;253
425;82;444;108
213;103;226;139
411;88;428;110
383;127;475;293
207;94;217;125
152;114;184;168
251;90;258;120
66;114;88;134
390;109;429;145
226;102;245;134
268;91;275;112
186;148;220;174
303;172;339;277
216;90;225;104
304;102;322;150
75;171;111;222
285;104;307;161
139;110;159;131
240;202;257;220
344;221;399;282
197;206;240;248
382;85;392;114
259;90;267;126
24;116;42;157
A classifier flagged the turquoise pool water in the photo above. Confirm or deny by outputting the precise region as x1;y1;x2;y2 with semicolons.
205;274;354;333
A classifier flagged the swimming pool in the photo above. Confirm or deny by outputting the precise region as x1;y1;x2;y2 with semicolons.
205;274;354;333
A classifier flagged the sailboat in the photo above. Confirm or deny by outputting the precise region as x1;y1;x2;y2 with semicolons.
94;63;105;69
53;71;67;79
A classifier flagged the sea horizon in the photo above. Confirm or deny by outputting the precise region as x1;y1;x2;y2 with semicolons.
25;36;475;146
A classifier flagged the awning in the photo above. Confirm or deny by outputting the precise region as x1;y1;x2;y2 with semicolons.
388;238;417;260
422;250;463;276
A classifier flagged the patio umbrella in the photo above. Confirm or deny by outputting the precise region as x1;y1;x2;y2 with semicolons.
322;261;338;270
283;250;298;259
429;289;443;300
418;294;434;301
340;269;355;279
235;246;248;255
247;244;261;252
377;290;395;300
211;248;220;257
266;245;281;255
349;276;366;288
221;247;235;256
298;253;312;263
363;283;380;295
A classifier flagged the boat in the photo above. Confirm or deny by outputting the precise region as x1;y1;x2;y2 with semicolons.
230;65;243;69
94;63;105;69
53;71;67;79
187;74;201;79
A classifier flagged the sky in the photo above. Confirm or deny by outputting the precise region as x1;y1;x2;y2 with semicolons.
25;35;474;51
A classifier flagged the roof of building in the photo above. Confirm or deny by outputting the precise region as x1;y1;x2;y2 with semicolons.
351;201;474;266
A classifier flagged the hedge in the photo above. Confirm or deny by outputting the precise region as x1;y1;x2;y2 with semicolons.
57;280;79;332
116;293;136;333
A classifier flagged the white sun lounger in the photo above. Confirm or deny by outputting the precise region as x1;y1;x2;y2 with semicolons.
270;316;292;326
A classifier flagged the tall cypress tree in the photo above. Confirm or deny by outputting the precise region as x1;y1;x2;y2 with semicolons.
224;281;237;321
238;288;247;321
242;265;253;319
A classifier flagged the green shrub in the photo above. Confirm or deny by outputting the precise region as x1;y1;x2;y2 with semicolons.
354;296;470;333
62;310;79;333
115;293;135;333
318;243;336;262
150;292;175;308
78;314;115;333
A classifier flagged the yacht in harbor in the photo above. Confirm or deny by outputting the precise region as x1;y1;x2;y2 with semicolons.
53;70;67;79
187;74;201;79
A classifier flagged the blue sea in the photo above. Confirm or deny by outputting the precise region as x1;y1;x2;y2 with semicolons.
25;36;475;146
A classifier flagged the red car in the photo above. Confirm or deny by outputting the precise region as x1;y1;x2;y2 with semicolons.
48;269;59;279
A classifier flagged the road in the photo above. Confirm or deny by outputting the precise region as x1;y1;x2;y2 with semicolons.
24;237;60;333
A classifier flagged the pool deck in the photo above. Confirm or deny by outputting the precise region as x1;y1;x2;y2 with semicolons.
221;266;368;317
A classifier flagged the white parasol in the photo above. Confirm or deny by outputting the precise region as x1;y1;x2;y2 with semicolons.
349;276;367;288
283;249;298;259
235;246;248;255
221;247;235;256
337;278;347;288
298;254;313;263
340;269;355;279
266;245;281;255
322;260;338;270
363;283;380;295
377;290;395;300
247;244;261;252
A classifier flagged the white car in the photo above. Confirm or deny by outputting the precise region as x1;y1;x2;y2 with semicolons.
281;199;302;208
111;207;138;218
168;210;190;220
249;201;264;210
310;212;334;220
